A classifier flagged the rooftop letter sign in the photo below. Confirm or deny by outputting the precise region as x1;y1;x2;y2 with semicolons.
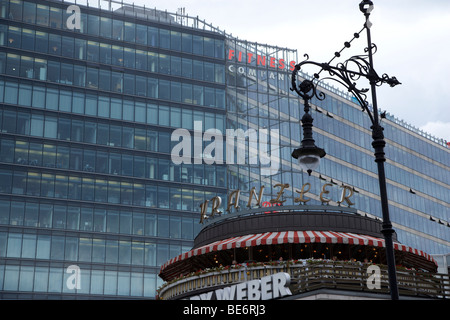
199;182;355;224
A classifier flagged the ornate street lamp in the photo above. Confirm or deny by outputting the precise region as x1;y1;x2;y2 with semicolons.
291;80;326;176
291;0;401;299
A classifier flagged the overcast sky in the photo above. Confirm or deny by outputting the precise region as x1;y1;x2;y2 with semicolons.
129;0;449;142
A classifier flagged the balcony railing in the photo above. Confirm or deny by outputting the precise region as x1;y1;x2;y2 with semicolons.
158;260;450;300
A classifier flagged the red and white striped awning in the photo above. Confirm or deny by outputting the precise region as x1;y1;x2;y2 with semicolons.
160;231;436;277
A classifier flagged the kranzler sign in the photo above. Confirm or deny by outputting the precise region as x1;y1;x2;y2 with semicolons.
188;272;292;300
199;182;355;224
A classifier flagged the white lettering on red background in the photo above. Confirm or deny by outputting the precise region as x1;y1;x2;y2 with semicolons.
227;49;296;72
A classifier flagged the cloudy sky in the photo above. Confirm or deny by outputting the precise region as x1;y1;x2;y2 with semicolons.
129;0;449;142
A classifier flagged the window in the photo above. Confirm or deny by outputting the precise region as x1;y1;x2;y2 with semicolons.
157;215;169;237
44;116;57;138
193;60;203;80
170;31;181;51
72;91;84;114
158;105;169;126
65;236;78;261
30;114;44;136
215;64;225;83
182;33;193;53
0;169;12;194
158;80;170;100
32;86;45;109
159;54;169;74
57;117;70;140
148;26;158;46
170;107;181;128
22;28;35;51
147;78;157;98
74;38;86;60
100;17;112;38
97;123;109;145
112;45;123;66
85;94;97;116
22;234;36;258
147;52;157;72
124;22;135;42
6;53;20;76
111;71;122;93
58;90;71;112
171;56;181;76
170;82;181;102
122;100;134;121
43;143;56;168
99;43;111;64
87;41;99;62
123;48;135;68
193;35;203;55
215;39;225;59
18;83;31;106
84;122;96;143
204;37;215;57
133;182;145;204
60;63;73;85
36;4;49;26
136;24;147;44
193;85;203;105
99;70;111;91
87;67;99;89
56;146;69;169
94;178;108;202
79;237;92;262
182;109;193;130
112;19;123;40
110;125;122;147
88;14;99;35
136;76;146;97
69;147;82;170
110;98;122;120
182;58;192;78
136;50;147;70
61;36;74;58
204;62;214;82
49;6;62;28
122;127;134;148
123;74;135;95
159;29;170;49
182;83;192;104
48;34;61;55
35;31;48;53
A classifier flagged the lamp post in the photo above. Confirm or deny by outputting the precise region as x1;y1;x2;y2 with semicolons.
291;0;400;299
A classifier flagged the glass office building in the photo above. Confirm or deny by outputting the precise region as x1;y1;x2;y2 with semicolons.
0;0;448;299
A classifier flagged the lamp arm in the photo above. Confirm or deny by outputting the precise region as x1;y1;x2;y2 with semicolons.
291;59;376;126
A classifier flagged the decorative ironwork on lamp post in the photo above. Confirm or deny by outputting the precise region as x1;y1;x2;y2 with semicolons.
291;0;401;300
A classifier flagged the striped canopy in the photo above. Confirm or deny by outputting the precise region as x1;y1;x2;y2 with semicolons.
159;230;436;280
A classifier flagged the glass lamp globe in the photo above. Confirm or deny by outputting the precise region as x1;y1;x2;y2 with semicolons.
297;154;321;176
292;146;326;176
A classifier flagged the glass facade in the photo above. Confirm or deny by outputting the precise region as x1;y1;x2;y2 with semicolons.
0;0;448;299
0;0;227;299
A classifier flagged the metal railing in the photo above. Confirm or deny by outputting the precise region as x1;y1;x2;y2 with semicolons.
158;261;450;300
292;261;450;299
